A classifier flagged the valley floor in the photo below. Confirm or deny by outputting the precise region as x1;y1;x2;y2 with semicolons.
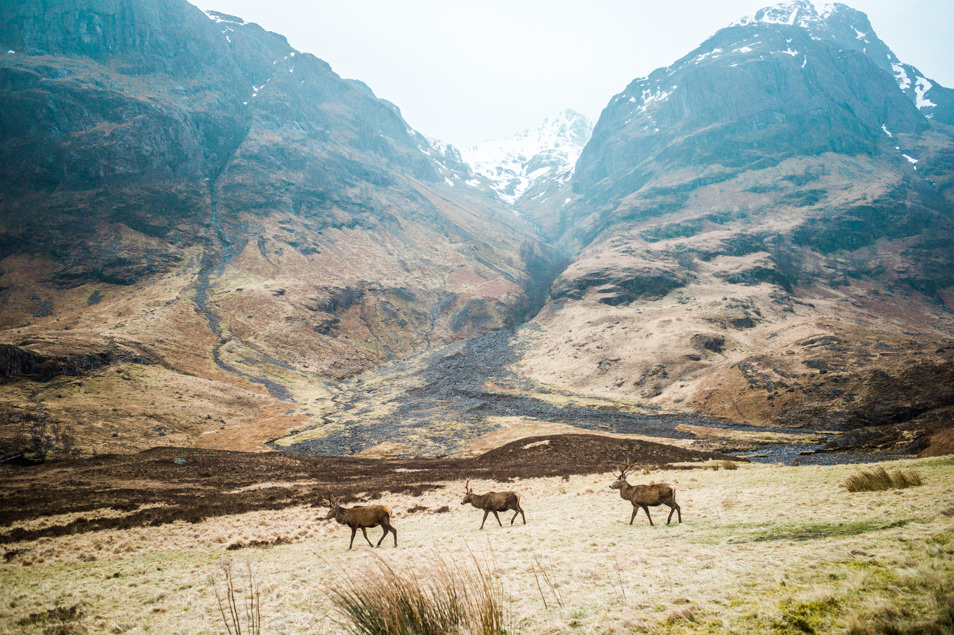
2;456;952;634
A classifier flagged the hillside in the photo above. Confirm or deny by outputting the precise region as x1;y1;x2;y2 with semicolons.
510;0;954;454
0;0;560;457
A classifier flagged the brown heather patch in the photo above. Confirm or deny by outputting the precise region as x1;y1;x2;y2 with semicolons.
0;437;728;543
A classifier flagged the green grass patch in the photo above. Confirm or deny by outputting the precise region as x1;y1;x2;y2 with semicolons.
777;595;842;634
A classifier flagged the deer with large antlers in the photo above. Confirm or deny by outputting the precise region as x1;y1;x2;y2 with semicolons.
324;491;398;549
610;464;681;526
461;480;526;529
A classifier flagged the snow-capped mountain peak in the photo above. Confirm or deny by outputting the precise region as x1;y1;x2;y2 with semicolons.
722;1;946;118
460;109;593;205
730;0;830;29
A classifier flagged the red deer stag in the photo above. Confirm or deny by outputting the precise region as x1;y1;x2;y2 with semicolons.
610;464;681;526
461;480;526;529
324;491;397;549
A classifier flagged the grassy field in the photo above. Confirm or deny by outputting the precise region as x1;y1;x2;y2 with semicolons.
2;456;953;634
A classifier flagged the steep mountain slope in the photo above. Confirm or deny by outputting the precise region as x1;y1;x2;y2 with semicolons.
0;0;558;455
514;0;954;449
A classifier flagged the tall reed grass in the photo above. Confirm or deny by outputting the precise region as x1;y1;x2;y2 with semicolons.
209;558;261;635
328;553;509;635
843;466;923;492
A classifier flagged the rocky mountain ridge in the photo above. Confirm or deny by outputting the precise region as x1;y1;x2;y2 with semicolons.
730;0;954;125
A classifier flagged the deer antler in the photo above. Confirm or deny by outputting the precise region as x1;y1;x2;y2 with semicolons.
617;463;634;478
325;489;338;508
464;479;471;493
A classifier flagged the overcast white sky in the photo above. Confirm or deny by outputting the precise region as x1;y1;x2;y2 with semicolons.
193;0;954;148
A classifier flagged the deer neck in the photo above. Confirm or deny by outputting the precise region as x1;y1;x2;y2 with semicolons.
619;479;636;500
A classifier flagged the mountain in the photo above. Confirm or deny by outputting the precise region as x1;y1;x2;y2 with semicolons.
2;0;953;461
0;0;560;456
460;109;593;209
512;0;954;450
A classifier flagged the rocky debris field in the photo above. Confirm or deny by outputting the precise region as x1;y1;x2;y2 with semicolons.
280;330;826;457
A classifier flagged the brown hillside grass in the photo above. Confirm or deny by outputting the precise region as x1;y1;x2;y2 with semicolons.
1;457;953;633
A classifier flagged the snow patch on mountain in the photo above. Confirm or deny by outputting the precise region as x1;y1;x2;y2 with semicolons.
459;110;593;206
914;76;937;110
723;1;945;118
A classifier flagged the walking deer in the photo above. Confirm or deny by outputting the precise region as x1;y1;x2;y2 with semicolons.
461;480;526;529
324;491;397;549
610;464;681;526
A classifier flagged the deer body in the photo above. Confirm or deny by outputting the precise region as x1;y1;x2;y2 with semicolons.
325;493;397;549
461;480;526;529
610;466;681;526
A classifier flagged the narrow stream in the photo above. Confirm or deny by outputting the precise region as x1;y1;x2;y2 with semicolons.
191;180;294;402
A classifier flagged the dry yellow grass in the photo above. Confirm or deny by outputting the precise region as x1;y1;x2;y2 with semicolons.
2;456;953;633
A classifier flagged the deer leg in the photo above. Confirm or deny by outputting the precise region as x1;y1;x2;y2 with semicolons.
348;526;357;550
492;510;503;527
375;520;397;547
629;505;638;525
643;505;654;526
667;502;682;524
480;510;490;529
361;527;374;548
510;508;525;525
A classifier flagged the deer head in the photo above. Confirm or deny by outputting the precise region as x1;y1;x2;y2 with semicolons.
610;464;633;490
461;479;474;505
325;490;343;519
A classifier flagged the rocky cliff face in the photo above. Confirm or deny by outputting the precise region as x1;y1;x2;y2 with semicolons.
0;0;559;455
515;0;954;445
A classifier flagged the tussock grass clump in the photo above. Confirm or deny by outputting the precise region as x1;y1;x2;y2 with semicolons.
16;604;84;629
843;466;923;492
693;459;741;471
329;553;509;635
